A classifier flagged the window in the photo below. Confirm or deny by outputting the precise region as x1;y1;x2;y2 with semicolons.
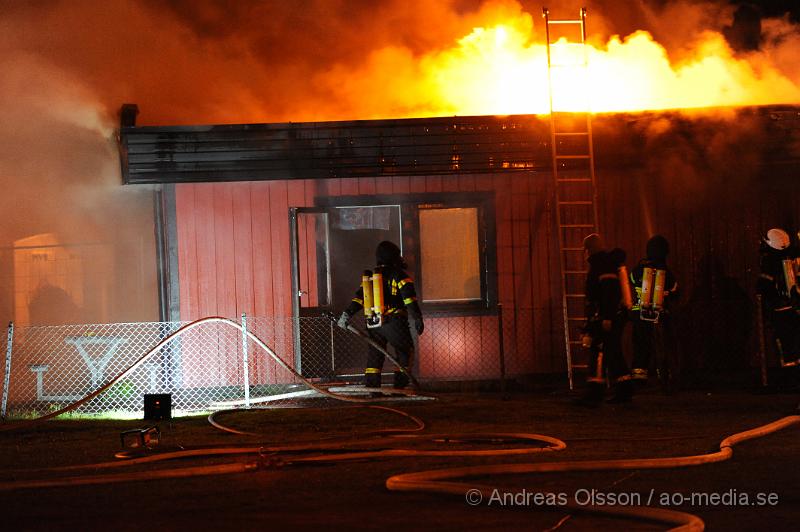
318;192;496;316
419;207;481;302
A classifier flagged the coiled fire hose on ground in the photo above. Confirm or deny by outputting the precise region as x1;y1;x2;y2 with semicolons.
1;318;798;530
384;415;800;532
0;405;566;489
1;413;798;531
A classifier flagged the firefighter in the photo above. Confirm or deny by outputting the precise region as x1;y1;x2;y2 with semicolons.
337;241;424;389
757;228;800;369
576;233;633;405
629;235;679;390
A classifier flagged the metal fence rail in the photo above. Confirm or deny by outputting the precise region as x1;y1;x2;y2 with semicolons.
0;313;507;419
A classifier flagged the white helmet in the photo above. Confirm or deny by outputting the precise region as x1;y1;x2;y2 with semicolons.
764;228;790;250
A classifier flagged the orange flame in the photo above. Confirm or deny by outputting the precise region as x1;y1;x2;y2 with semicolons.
321;14;800;118
434;24;800;114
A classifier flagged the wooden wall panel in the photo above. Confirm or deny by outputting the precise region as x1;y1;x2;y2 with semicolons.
340;178;358;196
175;171;577;382
213;184;237;320
232;185;255;318
249;182;273;383
375;176;393;195
408;176;427;194
173;164;800;380
175;185;199;319
193;186;218;320
391;176;410;194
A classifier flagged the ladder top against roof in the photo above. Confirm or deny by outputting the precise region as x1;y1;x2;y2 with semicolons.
542;6;586;24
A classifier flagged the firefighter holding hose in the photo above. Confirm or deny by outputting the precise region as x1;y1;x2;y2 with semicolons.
576;233;634;406
757;228;800;370
629;235;679;391
337;241;424;389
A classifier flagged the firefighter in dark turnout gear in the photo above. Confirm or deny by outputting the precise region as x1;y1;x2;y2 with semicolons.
757;228;800;368
338;241;424;388
629;235;679;389
576;233;633;405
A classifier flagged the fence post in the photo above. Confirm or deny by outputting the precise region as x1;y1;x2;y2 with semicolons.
1;321;14;419
242;313;250;409
497;304;507;398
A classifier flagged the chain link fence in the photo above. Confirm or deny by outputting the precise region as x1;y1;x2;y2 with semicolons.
0;312;508;419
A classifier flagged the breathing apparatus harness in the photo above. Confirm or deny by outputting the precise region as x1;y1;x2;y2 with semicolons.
635;266;668;323
361;268;385;329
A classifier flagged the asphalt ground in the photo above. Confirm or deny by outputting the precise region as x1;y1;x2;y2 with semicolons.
0;386;798;531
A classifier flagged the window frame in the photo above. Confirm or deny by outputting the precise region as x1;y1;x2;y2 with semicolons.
317;192;497;317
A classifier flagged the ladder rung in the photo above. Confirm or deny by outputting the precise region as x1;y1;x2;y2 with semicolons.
567;317;585;321
558;200;592;205
571;364;589;369
565;294;585;298
556;155;591;159
547;19;583;25
555;132;589;137
568;340;583;345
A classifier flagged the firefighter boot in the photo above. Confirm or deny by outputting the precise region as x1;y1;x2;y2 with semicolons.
607;378;634;403
393;370;409;389
364;368;382;388
573;382;605;407
630;368;648;388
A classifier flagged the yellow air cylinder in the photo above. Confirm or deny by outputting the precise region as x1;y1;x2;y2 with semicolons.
618;265;633;310
653;269;666;310
640;267;655;308
372;271;384;318
362;270;374;317
795;258;800;287
782;259;797;294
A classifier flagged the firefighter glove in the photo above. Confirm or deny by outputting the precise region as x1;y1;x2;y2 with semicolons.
407;301;424;335
337;311;352;330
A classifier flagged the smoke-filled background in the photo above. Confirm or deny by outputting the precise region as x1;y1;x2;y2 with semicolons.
0;0;798;326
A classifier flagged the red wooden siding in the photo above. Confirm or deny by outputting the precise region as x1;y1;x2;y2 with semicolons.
174;164;799;381
175;171;562;381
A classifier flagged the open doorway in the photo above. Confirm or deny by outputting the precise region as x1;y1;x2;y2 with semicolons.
290;205;401;379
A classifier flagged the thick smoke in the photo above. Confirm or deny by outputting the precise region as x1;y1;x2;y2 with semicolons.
2;0;798;123
0;0;798;326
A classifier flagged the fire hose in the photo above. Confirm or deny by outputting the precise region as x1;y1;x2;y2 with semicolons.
1;410;798;531
2;408;799;531
321;310;420;390
1;318;798;530
0;316;426;433
384;415;800;531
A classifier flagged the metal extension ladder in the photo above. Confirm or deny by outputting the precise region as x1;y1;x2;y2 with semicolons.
543;7;599;390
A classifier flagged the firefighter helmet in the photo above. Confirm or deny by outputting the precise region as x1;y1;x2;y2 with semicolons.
764;228;790;250
582;233;604;256
376;240;403;267
646;235;669;261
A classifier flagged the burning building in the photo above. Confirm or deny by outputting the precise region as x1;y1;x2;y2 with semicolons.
118;103;800;384
3;0;800;389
